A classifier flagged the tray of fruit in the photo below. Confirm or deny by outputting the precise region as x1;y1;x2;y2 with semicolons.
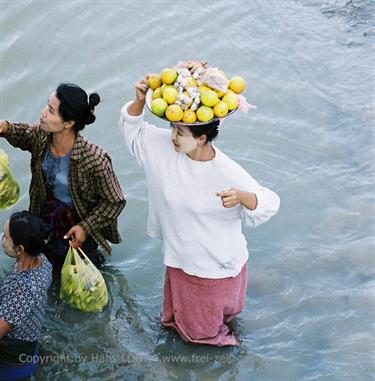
145;65;246;125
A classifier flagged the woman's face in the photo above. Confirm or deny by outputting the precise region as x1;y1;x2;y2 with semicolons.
40;93;73;133
1;221;18;258
171;124;199;154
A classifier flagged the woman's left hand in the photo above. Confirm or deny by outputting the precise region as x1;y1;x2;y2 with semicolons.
216;188;244;208
64;225;87;248
216;188;258;210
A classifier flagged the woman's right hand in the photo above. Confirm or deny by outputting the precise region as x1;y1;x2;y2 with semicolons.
0;120;9;134
135;75;150;102
127;75;150;116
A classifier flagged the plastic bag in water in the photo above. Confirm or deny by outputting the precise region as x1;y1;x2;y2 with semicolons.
0;149;20;209
60;247;108;312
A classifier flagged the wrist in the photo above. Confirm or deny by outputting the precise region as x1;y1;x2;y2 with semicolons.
77;222;89;237
238;190;247;205
240;191;257;210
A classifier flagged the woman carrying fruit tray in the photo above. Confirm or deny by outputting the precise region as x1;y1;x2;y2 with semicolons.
120;61;280;346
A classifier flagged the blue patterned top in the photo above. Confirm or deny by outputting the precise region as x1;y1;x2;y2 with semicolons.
42;147;72;205
0;254;52;341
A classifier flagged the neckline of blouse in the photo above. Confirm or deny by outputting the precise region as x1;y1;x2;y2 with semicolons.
183;145;219;165
47;145;72;160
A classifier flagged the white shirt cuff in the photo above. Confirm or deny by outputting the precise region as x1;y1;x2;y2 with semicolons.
120;101;145;124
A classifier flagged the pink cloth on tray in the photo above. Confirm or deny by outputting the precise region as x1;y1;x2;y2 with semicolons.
161;263;248;346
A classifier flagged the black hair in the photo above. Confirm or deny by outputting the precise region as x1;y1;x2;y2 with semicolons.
187;119;220;142
8;211;51;257
55;83;100;133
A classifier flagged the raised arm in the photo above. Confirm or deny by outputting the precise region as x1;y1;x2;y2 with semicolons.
0;120;45;153
127;75;149;116
119;75;169;167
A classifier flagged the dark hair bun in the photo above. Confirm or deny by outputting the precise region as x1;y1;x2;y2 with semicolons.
85;112;96;125
89;93;100;109
85;92;100;125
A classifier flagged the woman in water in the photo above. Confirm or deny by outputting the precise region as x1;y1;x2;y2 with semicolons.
0;84;126;271
120;62;280;345
0;211;52;380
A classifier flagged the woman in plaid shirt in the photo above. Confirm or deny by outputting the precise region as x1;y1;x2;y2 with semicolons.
0;84;126;271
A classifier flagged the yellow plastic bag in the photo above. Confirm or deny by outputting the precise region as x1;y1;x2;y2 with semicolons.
60;247;108;312
0;149;20;209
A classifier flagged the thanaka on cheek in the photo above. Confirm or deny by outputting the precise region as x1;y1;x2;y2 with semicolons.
177;136;198;154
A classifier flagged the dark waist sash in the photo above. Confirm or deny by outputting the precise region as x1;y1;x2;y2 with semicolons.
0;337;39;380
41;195;102;269
0;336;37;363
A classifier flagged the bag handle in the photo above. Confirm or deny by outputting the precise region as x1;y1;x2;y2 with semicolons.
77;246;89;260
76;247;97;271
76;246;103;285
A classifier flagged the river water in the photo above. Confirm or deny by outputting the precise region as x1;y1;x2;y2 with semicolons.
0;0;374;380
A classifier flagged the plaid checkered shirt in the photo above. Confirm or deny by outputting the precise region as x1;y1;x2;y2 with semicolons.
1;122;126;254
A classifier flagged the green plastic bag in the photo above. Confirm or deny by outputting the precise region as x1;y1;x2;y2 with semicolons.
0;149;20;209
60;247;108;312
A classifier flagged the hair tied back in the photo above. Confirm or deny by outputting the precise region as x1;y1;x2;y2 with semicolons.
85;92;100;125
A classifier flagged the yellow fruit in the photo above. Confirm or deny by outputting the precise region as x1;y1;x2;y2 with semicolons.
215;89;225;98
163;86;178;104
201;90;219;107
148;74;162;90
213;101;229;117
199;85;211;95
222;92;238;110
161;68;178;84
151;98;168;117
152;88;162;99
229;76;246;94
196;105;214;122
182;109;197;124
160;84;167;96
161;85;174;97
165;104;183;122
184;77;197;88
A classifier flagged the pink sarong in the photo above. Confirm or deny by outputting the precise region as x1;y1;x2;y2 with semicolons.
161;263;248;346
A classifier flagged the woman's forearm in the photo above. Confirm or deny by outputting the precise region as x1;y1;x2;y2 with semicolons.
127;99;145;116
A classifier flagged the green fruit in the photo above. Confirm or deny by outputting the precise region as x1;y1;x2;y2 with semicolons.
196;105;214;122
151;98;168;117
0;149;20;209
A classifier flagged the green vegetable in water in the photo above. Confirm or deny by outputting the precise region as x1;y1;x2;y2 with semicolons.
0;149;20;209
